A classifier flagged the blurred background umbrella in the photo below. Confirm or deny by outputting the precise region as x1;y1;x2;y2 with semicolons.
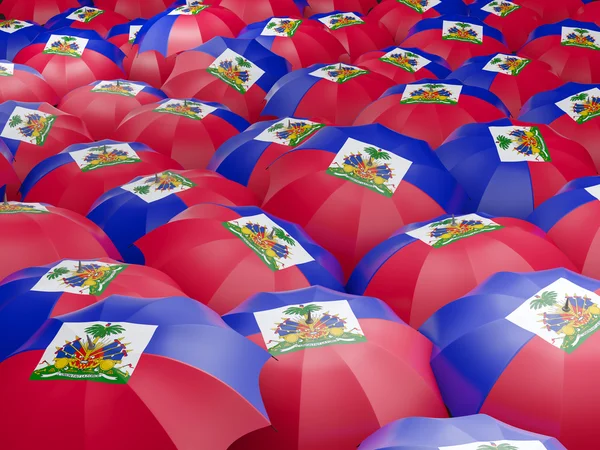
113;98;249;169
0;61;58;105
303;0;377;16
0;295;271;450
0;19;44;61
261;62;394;126
87;169;259;263
172;0;308;24
261;124;467;280
0;0;85;25
135;203;345;313
93;0;174;20
58;79;167;140
347;213;577;327
435;119;596;218
161;37;291;123
13;28;125;98
20;140;183;215
420;269;600;450
359;415;567;450
353;79;509;149
45;6;129;38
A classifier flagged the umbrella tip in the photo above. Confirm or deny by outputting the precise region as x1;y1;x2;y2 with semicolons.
451;214;455;225
2;192;7;205
77;260;83;272
562;295;571;312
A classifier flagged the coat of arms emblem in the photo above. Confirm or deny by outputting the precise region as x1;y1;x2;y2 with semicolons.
379;48;431;73
483;54;530;76
439;439;548;450
121;171;197;203
0;106;57;146
254;118;324;146
153;99;216;120
480;0;521;17
0;63;14;77
31;321;157;384
442;21;484;45
168;1;209;15
261;18;303;37
397;0;441;14
309;63;368;83
400;82;462;105
66;7;105;23
42;35;88;58
406;214;504;247
318;12;364;30
555;88;600;124
69;143;142;172
206;48;265;94
489;125;551;162
561;26;600;50
0;19;32;34
254;300;367;356
0;202;49;214
91;80;145;97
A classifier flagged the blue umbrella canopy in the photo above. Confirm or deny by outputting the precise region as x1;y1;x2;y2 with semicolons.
0;18;43;60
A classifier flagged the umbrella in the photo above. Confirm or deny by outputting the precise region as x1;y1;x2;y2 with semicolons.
57;79;167;140
346;213;577;328
0;295;271;450
224;286;449;450
0;258;186;361
303;0;378;16
0;101;92;182
87;169;259;263
448;53;563;118
308;11;394;62
419;268;600;450
237;17;350;70
518;82;600;172
261;124;468;280
45;6;129;38
113;98;249;169
528;176;600;279
173;0;308;24
0;0;86;25
518;0;584;24
207;117;327;201
359;414;567;450
0;19;44;61
20;140;183;215
106;18;147;56
436;119;596;218
353;79;509;149
367;0;467;45
93;0;174;20
125;2;246;88
574;1;600;26
135;203;345;314
401;15;510;70
161;37;291;123
353;46;451;84
13;28;125;98
520;20;600;84
468;0;542;52
0;61;59;105
0;201;120;282
261;62;395;126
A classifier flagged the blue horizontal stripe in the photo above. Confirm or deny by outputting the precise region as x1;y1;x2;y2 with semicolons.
524;19;600;44
528;187;598;232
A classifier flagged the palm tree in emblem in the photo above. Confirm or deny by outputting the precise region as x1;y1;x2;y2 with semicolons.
8;114;22;128
529;291;557;310
364;146;391;166
284;304;322;325
84;323;125;350
477;443;520;450
269;226;296;246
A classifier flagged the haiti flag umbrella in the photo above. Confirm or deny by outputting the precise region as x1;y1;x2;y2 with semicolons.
0;258;186;361
367;0;467;45
106;18;146;56
113;98;249;169
261;124;468;280
87;169;259;263
519;82;600;172
518;0;584;25
347;213;577;328
224;286;448;450
0;101;91;182
308;11;394;62
45;6;128;38
0;61;58;105
125;2;246;88
401;15;509;70
135;204;345;314
0;295;271;450
0;19;44;61
237;17;350;71
0;0;87;25
436;119;596;219
448;53;562;118
420;269;600;450
58;79;166;140
529;176;600;279
20;140;182;215
93;0;174;20
359;415;567;450
303;0;377;16
353;79;509;149
208;117;327;201
173;0;308;24
261;63;394;126
0;201;120;282
469;0;542;52
353;46;451;84
161;37;291;123
520;20;600;84
13;28;125;98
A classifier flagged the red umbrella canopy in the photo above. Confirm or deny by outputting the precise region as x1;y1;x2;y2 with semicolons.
303;0;378;16
346;213;577;328
0;143;19;201
0;101;92;182
13;28;125;98
353;79;509;149
93;0;175;20
44;6;129;38
574;2;600;27
0;61;59;105
224;287;449;450
520;20;600;84
0;0;82;25
20;140;183;215
112;98;249;170
309;11;395;62
518;0;584;25
0;201;120;282
58;79;167;140
401;15;510;70
188;0;307;24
